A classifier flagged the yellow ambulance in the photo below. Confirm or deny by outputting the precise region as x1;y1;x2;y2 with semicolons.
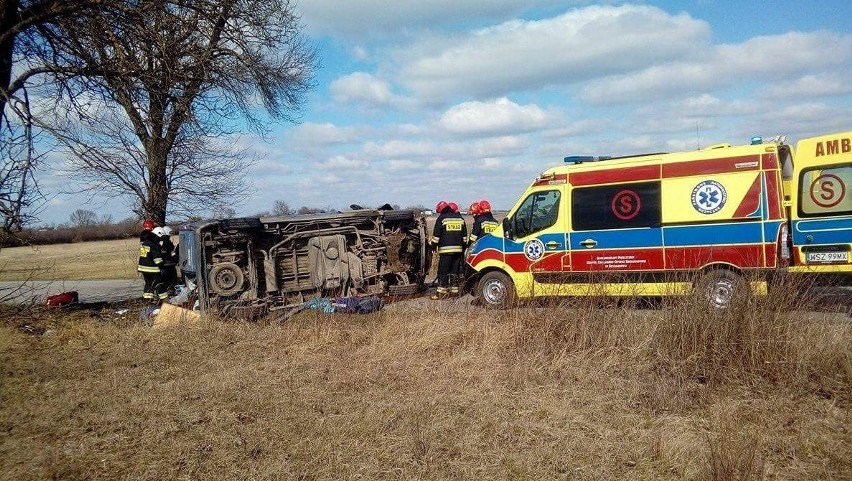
466;131;851;308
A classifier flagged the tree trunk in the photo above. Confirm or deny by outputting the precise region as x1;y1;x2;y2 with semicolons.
0;0;20;130
145;140;169;225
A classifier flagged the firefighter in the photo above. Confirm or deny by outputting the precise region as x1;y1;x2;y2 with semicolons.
468;201;483;244
137;220;167;302
158;226;178;295
430;201;467;299
475;200;500;240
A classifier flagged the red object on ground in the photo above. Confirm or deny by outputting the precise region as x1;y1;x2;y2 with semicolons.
46;291;79;307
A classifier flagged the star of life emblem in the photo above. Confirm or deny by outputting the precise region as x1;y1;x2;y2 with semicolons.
523;239;545;261
691;180;727;214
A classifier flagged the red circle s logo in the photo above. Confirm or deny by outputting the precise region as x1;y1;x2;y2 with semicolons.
611;190;641;220
809;174;846;208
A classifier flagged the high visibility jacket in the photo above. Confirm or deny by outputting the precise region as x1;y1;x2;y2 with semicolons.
161;236;177;267
137;231;163;273
470;212;499;242
431;211;467;254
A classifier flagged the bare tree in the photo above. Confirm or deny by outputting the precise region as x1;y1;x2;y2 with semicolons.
211;204;236;219
41;0;316;224
272;200;291;216
0;0;114;239
69;208;97;227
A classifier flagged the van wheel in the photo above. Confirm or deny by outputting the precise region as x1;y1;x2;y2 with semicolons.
695;269;746;309
477;271;516;309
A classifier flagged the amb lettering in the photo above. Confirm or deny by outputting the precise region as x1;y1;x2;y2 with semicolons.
815;137;852;157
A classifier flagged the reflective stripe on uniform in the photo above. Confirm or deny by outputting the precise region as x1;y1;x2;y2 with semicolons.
143;293;155;299
137;266;160;273
450;287;459;294
430;236;440;244
437;246;463;254
469;234;478;242
153;258;163;264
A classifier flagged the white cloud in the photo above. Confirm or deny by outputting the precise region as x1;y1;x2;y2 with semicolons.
439;98;553;137
318;155;370;169
399;5;711;101
287;122;362;145
580;31;852;104
763;74;852;99
387;159;420;171
363;140;439;159
330;72;401;108
299;0;566;39
350;45;370;61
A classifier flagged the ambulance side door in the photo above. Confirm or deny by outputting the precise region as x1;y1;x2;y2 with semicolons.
568;181;664;274
503;188;567;275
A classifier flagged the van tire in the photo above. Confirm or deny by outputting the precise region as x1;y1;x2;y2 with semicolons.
477;271;517;309
694;269;747;309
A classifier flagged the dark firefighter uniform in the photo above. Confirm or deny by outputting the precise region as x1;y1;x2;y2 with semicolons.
431;207;468;296
470;211;499;244
159;234;178;294
138;230;167;300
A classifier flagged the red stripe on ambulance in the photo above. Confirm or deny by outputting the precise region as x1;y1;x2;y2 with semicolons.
568;165;659;186
733;175;762;218
662;155;760;178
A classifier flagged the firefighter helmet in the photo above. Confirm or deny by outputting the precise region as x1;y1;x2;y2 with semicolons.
468;202;481;215
435;201;448;213
152;227;166;237
143;219;155;231
449;202;459;213
162;226;173;236
479;200;491;213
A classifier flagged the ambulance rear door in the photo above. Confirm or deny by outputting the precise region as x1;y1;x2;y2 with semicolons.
791;132;852;276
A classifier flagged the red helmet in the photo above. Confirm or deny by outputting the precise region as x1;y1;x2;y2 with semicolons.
449;202;459;213
479;200;491;213
468;202;481;215
435;201;448;213
142;219;156;231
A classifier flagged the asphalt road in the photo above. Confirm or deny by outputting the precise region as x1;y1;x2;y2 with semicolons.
0;279;143;304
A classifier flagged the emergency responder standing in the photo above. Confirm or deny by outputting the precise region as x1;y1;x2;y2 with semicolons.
430;201;467;299
158;226;178;295
473;200;499;241
137;220;167;302
468;201;483;244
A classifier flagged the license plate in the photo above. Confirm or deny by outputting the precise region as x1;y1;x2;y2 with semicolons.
806;252;849;263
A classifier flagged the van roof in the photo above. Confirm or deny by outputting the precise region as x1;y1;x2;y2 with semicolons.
543;141;778;177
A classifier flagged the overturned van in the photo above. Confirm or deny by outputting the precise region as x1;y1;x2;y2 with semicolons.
179;209;430;316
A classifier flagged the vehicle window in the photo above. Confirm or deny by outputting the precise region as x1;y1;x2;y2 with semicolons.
572;181;661;231
513;190;560;238
779;146;794;181
798;163;852;217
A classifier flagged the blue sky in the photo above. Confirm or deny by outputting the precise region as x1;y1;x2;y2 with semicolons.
37;0;852;224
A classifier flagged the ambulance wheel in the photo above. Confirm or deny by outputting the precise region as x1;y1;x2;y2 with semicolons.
477;271;516;309
695;269;746;309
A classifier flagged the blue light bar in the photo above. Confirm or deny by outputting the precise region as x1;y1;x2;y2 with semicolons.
564;155;612;164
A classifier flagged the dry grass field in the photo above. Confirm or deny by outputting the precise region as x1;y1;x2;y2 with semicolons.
0;239;139;281
1;284;850;480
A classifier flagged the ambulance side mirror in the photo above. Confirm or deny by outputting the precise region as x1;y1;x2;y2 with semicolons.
502;217;513;239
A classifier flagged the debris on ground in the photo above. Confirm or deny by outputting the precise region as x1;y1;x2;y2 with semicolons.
46;291;79;307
